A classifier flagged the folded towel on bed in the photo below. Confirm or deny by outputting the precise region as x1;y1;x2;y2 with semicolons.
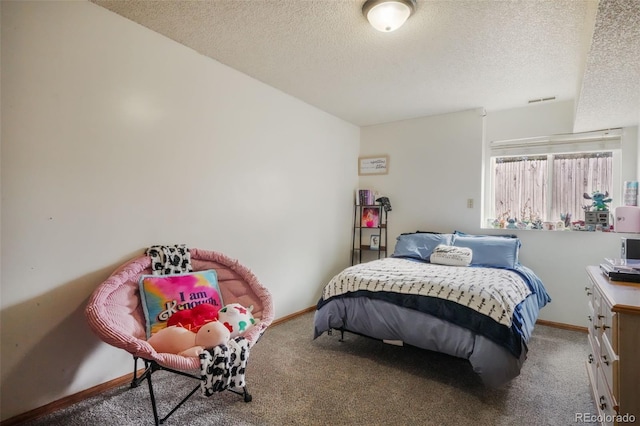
200;337;250;396
430;245;472;266
146;244;193;275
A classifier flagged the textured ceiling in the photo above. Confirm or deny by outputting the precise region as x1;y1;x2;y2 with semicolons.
574;0;640;132
92;0;639;130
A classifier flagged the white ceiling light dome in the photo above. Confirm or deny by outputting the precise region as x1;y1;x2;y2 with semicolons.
363;0;417;32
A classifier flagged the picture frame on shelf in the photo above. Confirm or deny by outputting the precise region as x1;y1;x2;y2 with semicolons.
369;235;380;250
361;207;380;228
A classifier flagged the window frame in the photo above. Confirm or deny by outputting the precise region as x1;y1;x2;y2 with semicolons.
483;129;622;228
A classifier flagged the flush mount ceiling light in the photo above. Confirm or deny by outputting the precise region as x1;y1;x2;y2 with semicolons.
362;0;417;32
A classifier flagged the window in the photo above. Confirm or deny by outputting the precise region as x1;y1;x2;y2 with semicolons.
485;129;621;227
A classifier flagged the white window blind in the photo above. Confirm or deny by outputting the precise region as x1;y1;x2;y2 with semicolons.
490;128;622;157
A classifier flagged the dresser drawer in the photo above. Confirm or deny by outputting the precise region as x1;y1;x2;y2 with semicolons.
588;300;596;332
600;332;619;406
596;367;618;426
588;299;602;349
586;333;598;382
601;308;617;352
602;311;618;355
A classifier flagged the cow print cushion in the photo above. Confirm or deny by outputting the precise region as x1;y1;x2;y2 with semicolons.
146;244;193;275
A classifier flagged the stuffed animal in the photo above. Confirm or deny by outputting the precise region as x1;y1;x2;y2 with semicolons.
166;303;219;331
584;191;612;211
218;303;256;338
147;303;230;357
148;320;230;357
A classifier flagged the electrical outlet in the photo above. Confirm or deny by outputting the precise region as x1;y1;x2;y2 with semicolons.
467;199;474;208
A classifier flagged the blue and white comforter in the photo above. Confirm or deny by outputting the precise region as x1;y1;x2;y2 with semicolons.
321;258;531;327
316;258;551;359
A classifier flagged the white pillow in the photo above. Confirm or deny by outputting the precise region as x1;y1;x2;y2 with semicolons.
429;245;472;267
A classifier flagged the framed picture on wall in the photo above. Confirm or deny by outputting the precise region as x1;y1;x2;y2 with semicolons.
358;155;389;175
369;235;380;250
361;207;380;228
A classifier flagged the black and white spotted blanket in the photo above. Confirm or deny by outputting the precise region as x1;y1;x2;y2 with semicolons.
322;258;531;327
199;337;250;396
146;244;193;275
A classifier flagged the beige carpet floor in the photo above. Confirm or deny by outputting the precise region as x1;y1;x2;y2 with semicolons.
23;312;597;426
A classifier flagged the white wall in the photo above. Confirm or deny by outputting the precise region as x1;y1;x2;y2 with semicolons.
360;108;485;235
360;101;638;330
0;1;359;420
635;108;640;174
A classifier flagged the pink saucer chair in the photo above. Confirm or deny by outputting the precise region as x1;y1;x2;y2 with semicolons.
85;248;274;425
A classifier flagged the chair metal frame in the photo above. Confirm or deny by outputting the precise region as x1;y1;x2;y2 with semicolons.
129;356;252;425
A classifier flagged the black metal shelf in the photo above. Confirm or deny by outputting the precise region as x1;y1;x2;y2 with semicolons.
351;204;388;265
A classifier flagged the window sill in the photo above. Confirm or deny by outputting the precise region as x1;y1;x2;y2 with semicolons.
483;225;614;232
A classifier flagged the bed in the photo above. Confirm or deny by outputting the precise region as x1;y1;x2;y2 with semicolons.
313;231;551;388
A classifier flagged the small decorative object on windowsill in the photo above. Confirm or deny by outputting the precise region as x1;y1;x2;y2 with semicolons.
583;190;612;211
582;190;613;231
571;220;587;231
542;221;555;231
624;181;638;206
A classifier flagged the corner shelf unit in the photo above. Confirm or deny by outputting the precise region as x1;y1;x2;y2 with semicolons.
351;204;388;265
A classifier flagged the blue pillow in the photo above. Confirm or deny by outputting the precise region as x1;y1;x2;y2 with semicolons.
452;234;520;269
392;233;453;261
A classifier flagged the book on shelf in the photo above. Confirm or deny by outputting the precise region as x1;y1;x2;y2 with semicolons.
355;189;377;206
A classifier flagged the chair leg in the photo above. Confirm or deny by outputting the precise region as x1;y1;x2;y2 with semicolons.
129;356;252;424
133;358;203;425
227;384;252;402
159;384;200;423
243;386;252;402
131;357;151;388
145;367;161;426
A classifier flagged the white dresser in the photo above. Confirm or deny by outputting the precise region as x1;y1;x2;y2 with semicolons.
585;266;640;425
